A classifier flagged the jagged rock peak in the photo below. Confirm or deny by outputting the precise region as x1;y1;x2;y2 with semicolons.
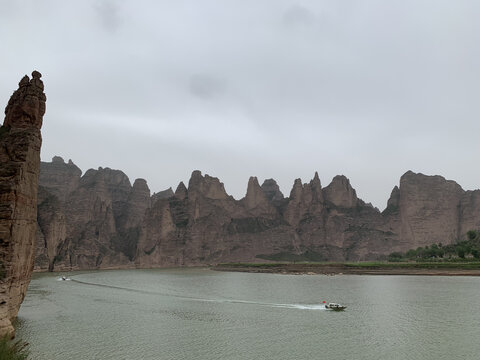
131;179;151;205
39;157;82;201
386;185;400;210
399;171;464;198
400;171;463;190
189;170;203;186
4;70;46;129
80;167;131;189
187;170;228;200
52;156;65;163
289;178;303;199
133;178;149;190
175;182;188;199
151;187;175;204
244;176;266;209
323;175;358;208
100;168;131;186
308;171;323;202
42;156;81;174
311;171;321;188
247;176;260;187
153;187;174;198
261;178;284;202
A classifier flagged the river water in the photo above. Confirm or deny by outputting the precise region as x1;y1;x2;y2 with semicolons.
16;269;480;359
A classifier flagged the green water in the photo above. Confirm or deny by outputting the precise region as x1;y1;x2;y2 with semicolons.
16;269;480;359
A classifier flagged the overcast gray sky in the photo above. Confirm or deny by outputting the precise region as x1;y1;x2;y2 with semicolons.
1;0;480;209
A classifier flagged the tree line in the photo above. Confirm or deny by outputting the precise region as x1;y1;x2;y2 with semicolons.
388;230;480;261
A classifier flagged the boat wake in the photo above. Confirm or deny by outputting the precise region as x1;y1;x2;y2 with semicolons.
68;277;327;310
277;304;327;310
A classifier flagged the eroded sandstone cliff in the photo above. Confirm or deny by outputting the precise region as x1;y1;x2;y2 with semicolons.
0;71;45;337
36;157;480;271
35;159;151;271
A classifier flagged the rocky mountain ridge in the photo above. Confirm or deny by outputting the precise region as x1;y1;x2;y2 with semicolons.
35;158;480;271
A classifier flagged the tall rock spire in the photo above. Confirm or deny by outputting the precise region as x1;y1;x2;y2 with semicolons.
4;71;46;129
0;71;46;337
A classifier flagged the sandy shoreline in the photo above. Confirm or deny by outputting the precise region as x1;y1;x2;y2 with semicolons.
212;264;480;276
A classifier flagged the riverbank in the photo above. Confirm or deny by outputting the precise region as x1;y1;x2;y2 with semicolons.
212;262;480;276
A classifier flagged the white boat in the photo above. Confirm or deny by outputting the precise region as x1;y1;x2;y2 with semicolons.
325;302;346;311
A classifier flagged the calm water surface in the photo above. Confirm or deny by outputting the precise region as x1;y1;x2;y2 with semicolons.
16;269;480;359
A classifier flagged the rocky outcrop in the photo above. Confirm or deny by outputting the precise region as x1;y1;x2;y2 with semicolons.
242;177;278;218
323;175;357;208
36;158;480;271
383;171;467;250
38;156;81;202
35;160;156;271
135;170;291;268
151;188;174;203
0;71;45;337
261;179;284;204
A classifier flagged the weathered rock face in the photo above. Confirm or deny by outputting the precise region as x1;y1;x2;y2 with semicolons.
37;158;480;270
35;160;153;271
135;170;292;268
38;156;81;202
151;187;174;203
0;71;45;337
323;175;357;208
261;178;284;203
383;171;468;250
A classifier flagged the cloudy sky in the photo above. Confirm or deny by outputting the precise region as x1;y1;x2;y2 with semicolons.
1;0;480;209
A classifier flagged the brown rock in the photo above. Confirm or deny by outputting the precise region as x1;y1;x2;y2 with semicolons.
261;178;284;203
151;187;174;204
36;163;151;271
242;177;278;218
4;71;46;129
459;190;480;237
323;175;358;208
174;182;187;200
284;173;324;226
0;72;45;337
36;162;480;271
188;171;229;200
387;171;464;249
38;156;82;202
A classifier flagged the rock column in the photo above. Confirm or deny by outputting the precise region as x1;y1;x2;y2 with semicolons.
0;71;45;337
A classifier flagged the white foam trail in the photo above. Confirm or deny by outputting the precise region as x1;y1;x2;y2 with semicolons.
68;277;328;310
273;304;327;310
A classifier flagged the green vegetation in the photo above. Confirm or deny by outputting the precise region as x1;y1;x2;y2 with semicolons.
0;336;29;360
387;230;480;262
217;231;480;273
216;260;480;271
344;261;480;270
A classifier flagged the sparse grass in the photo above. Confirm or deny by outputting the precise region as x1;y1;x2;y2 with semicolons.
0;336;29;360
